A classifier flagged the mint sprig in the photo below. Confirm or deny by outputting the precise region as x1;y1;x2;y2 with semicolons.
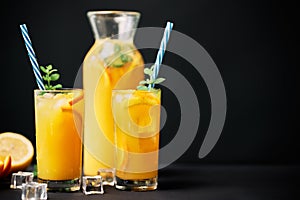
104;43;133;68
137;65;165;91
40;65;63;90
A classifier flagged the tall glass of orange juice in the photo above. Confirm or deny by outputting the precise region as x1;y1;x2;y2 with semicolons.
112;89;161;191
34;89;84;191
83;11;144;177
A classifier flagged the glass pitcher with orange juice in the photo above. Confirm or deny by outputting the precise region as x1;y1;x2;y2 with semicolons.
83;11;144;177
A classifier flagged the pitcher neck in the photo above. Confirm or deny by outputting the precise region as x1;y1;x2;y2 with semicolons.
87;11;141;42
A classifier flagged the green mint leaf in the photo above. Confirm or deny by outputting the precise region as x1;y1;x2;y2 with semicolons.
120;54;132;63
120;54;129;63
120;54;127;63
144;68;152;75
114;44;121;53
46;65;53;70
40;66;47;73
137;85;149;91
50;73;60;81
49;69;58;74
150;64;155;71
43;75;51;82
154;77;166;84
139;80;148;85
53;84;62;89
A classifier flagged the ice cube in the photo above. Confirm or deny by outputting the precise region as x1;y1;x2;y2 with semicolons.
10;171;34;189
42;93;54;99
97;168;115;186
115;94;123;102
21;182;47;200
82;176;104;195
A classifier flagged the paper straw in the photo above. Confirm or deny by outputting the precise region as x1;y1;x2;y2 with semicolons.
20;24;45;90
152;21;173;86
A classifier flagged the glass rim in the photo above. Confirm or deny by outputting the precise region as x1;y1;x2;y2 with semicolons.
112;88;161;93
87;10;140;17
34;88;83;92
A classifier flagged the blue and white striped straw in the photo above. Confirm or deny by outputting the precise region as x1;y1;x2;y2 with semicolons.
152;21;173;84
20;24;45;90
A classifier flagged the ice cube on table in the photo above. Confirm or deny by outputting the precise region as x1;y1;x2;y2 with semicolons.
10;171;34;189
82;176;104;195
21;182;47;200
97;168;115;186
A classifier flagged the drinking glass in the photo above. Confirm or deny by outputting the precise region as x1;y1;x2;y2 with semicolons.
34;89;84;191
112;89;161;191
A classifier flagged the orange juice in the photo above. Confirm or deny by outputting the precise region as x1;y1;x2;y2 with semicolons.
34;89;83;191
83;39;144;175
112;89;160;191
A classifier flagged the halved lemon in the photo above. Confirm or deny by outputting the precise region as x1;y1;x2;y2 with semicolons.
0;132;34;173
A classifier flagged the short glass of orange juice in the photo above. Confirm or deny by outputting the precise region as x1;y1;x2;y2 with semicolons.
112;89;161;191
34;89;84;191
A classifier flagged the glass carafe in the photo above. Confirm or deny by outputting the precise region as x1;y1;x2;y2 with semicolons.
83;11;144;176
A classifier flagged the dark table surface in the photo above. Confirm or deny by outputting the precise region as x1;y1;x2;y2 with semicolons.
0;163;299;200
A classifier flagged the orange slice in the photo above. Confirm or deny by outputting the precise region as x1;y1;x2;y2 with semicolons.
0;132;34;173
0;155;12;178
0;160;4;175
128;91;160;127
69;93;84;106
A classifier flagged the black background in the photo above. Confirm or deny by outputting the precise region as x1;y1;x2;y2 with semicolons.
1;0;298;165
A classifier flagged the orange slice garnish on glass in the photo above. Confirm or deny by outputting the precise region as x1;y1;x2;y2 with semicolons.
128;91;160;127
